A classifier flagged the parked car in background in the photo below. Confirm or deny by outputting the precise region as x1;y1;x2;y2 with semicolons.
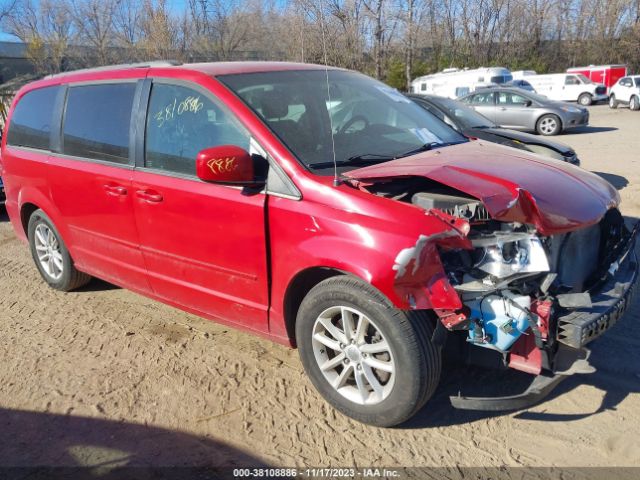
2;62;637;427
526;73;607;106
567;65;627;94
408;94;579;164
608;75;640;110
410;67;512;98
459;87;589;136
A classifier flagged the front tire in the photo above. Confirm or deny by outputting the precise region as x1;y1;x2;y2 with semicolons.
296;276;441;427
28;209;91;291
609;95;618;109
536;114;562;136
630;95;640;111
578;93;592;106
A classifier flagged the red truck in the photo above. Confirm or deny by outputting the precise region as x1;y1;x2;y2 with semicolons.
1;61;638;426
567;65;628;94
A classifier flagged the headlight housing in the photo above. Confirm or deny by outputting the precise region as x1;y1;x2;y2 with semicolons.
471;233;550;279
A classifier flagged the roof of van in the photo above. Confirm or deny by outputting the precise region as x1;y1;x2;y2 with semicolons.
182;61;337;76
16;61;343;94
43;61;337;80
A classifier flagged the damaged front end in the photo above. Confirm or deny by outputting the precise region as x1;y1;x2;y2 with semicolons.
348;170;638;411
443;208;637;410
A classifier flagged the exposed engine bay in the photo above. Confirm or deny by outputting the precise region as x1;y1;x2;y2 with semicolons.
362;176;637;376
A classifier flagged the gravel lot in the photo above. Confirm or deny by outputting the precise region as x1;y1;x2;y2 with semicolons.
0;104;639;472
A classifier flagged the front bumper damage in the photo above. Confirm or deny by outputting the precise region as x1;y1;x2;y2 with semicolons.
450;221;638;411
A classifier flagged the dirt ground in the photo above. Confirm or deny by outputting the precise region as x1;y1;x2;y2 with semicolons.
1;104;639;472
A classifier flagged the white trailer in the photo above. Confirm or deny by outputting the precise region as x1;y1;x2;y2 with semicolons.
410;67;512;99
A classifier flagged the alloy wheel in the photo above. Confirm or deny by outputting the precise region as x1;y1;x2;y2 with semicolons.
539;117;557;135
34;224;64;280
311;306;395;406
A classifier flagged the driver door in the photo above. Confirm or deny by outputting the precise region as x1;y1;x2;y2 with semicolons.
132;79;269;331
563;75;583;101
495;91;532;130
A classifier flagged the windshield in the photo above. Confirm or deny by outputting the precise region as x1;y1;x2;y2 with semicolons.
576;74;592;84
426;96;495;129
219;70;467;174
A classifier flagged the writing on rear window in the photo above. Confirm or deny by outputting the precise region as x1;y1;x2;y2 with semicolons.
154;96;204;127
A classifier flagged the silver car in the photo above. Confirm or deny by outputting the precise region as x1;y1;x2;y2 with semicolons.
459;87;589;136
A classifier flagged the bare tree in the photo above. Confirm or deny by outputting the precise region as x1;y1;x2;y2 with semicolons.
70;0;121;66
6;0;76;74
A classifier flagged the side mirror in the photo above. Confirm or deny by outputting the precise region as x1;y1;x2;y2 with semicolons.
524;100;532;107
196;145;257;186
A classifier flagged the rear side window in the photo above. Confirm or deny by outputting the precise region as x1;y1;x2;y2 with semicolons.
467;92;495;105
7;86;59;150
145;83;249;176
62;83;136;164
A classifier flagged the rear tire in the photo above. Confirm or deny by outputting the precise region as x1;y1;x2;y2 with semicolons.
295;276;441;427
536;114;561;136
28;209;91;291
630;95;640;111
578;93;592;106
609;95;618;109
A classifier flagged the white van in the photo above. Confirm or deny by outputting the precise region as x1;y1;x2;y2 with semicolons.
526;73;608;106
410;67;512;99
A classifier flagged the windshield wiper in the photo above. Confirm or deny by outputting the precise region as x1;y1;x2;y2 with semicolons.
307;141;466;170
308;154;395;170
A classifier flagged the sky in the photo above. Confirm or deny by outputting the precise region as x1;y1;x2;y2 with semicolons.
0;0;253;43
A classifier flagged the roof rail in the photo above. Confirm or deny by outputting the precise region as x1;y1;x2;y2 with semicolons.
44;60;182;79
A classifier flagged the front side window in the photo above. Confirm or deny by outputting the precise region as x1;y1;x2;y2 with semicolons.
635;78;640;87
62;83;136;164
7;86;59;150
219;70;466;175
145;83;250;176
565;75;581;86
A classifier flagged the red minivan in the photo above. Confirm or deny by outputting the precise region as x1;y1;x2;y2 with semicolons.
1;61;637;426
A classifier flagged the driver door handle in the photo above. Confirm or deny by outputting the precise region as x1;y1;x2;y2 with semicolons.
136;189;163;203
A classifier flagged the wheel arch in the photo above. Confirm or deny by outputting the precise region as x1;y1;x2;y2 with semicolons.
16;189;72;254
282;266;349;345
20;202;40;237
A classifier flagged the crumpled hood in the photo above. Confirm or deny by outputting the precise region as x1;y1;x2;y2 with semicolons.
344;141;619;235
